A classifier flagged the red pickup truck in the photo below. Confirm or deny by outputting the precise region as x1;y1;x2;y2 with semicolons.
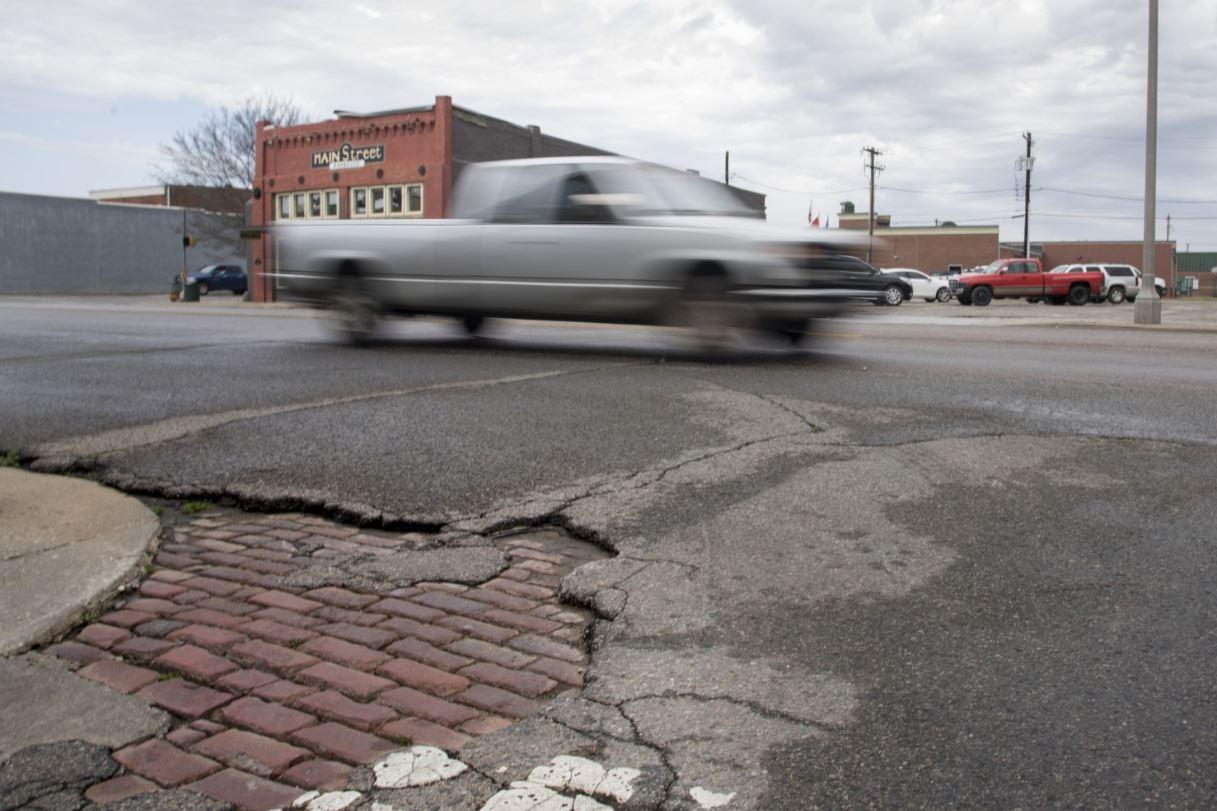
952;258;1104;306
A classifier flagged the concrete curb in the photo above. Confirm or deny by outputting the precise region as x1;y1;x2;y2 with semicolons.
0;469;160;655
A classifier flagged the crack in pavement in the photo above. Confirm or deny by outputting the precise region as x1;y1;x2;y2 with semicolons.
29;361;658;461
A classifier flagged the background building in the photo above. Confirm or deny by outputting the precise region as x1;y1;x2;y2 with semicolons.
247;95;765;301
836;204;1000;271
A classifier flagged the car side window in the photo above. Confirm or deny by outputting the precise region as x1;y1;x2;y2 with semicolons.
555;173;615;224
491;165;565;224
1086;265;1103;273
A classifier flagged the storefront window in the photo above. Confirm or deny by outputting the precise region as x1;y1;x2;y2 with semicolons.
389;186;403;215
352;188;367;216
371;186;385;215
293;193;306;219
277;194;290;220
407;184;423;215
325;189;339;218
309;191;322;218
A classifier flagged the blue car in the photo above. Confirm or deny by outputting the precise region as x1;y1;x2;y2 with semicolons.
187;264;247;296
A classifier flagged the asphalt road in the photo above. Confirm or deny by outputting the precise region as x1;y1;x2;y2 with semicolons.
3;297;1217;808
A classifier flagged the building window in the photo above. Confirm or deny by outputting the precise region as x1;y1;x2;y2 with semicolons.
293;193;306;219
277;194;290;220
325;189;339;218
347;184;423;219
309;191;322;218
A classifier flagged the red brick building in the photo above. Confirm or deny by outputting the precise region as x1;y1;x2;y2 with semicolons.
247;95;764;301
836;209;1000;272
1040;240;1177;291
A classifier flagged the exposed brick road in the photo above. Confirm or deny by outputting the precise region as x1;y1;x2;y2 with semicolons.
44;510;606;809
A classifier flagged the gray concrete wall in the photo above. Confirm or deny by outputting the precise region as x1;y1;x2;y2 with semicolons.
0;192;243;295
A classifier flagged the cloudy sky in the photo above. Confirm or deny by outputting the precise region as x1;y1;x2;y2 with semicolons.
3;0;1216;248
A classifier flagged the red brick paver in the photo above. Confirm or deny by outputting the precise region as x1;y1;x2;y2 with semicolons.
113;739;221;788
55;512;606;805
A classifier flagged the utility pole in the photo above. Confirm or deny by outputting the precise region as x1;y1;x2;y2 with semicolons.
1166;213;1171;241
1021;132;1034;258
1136;0;1161;324
863;146;883;263
724;151;730;186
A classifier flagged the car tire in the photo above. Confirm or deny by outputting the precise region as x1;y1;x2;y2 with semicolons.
462;316;485;335
1068;285;1090;306
971;286;993;307
958;293;973;306
1127;296;1137;303
197;282;210;296
329;271;379;345
936;287;951;303
1107;286;1126;304
1027;297;1040;304
675;272;743;355
883;284;904;306
1049;296;1067;305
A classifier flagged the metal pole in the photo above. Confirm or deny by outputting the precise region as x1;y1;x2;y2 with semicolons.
1023;132;1033;259
1135;0;1161;324
725;151;730;186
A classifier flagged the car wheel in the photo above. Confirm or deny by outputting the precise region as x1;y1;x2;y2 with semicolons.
971;286;993;306
1127;296;1137;303
958;293;973;306
330;273;379;345
1027;297;1040;304
1067;285;1090;306
674;273;744;355
1049;296;1067;305
763;319;811;346
462;316;485;335
230;289;242;296
883;284;904;306
1107;286;1126;304
936;287;951;303
197;282;210;296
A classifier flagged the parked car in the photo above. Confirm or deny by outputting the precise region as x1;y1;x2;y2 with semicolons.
952;258;1103;306
882;268;951;302
806;256;912;306
271;156;902;348
187;264;247;296
1044;263;1141;304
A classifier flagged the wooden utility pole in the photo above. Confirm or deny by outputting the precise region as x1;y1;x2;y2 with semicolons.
863;147;883;263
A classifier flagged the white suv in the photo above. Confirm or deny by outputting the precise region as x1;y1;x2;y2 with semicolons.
1048;263;1141;303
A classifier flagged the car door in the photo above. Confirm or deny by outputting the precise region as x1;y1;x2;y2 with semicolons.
477;165;663;319
1003;260;1037;297
906;271;932;298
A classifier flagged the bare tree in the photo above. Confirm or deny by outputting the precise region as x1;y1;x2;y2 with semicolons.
157;93;302;216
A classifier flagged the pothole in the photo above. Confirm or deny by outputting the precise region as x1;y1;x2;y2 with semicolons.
38;503;612;808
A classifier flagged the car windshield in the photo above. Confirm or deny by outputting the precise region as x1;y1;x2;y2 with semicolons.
194;265;219;275
588;164;752;217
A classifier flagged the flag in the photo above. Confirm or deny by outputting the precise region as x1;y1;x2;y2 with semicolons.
808;200;814;226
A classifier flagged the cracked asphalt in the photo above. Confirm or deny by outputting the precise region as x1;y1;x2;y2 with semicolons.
3;297;1217;809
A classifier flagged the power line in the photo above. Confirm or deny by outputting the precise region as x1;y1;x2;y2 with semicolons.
729;174;867;195
1038;187;1217;205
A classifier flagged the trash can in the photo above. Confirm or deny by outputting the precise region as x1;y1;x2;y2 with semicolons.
180;280;200;302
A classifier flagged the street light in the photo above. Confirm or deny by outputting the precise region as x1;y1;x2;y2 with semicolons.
1135;0;1162;324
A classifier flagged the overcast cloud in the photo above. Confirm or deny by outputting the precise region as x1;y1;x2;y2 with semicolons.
2;0;1215;247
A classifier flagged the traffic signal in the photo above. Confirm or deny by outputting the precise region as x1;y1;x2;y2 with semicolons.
182;235;197;247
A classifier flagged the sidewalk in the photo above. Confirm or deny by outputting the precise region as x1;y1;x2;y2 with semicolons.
0;468;160;655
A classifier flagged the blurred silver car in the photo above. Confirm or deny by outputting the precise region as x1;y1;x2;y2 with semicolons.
272;157;878;348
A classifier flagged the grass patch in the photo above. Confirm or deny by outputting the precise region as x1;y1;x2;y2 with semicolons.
0;450;19;467
157;671;183;681
181;500;213;515
151;506;164;517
